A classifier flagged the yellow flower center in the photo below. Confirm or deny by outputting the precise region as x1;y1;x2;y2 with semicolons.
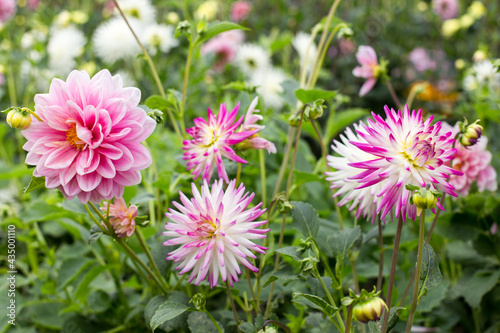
66;125;85;150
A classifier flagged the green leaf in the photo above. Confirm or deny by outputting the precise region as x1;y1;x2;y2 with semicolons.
295;88;337;104
87;290;111;313
418;280;450;313
419;242;442;291
195;21;248;46
0;164;32;180
187;311;223;333
24;175;46;194
367;307;404;333
145;95;170;110
327;226;361;259
239;322;256;333
57;258;95;289
276;246;303;262
324;108;368;143
263;271;300;288
150;301;195;331
292;292;338;317
290;201;319;239
457;268;500;308
319;16;348;32
222;81;258;93
73;265;109;302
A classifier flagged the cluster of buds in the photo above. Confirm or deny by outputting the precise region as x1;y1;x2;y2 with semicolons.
407;185;442;216
4;107;33;129
457;119;483;147
342;287;388;324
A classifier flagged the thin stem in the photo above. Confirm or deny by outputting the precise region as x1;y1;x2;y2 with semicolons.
180;43;194;138
380;215;404;333
377;216;384;292
405;210;426;333
236;162;242;186
245;269;258;313
316;266;345;332
259;149;267;207
385;80;402;110
345;305;353;333
349;257;359;293
135;226;168;289
84;204;108;234
299;25;321;88
23;108;43;122
272;127;296;197
226;281;241;332
112;0;182;141
205;310;223;333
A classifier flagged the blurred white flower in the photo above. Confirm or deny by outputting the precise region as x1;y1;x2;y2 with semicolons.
473;60;497;84
235;43;270;75
116;0;156;23
47;25;86;76
292;31;318;73
144;24;179;55
116;70;136;87
250;67;287;109
92;17;143;64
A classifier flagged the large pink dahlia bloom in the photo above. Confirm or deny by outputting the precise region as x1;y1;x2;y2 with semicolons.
183;97;275;182
441;122;497;196
22;70;156;203
163;179;268;288
353;45;380;97
327;106;462;222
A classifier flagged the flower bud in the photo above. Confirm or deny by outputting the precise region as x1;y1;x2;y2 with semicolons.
412;190;438;210
190;293;206;311
100;198;137;238
460;121;483;147
352;296;387;324
6;108;32;129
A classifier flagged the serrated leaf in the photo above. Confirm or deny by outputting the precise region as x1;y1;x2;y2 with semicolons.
276;246;303;262
290;201;319;239
263;271;300;288
150;301;195;331
327;226;361;259
295;88;337;104
187;311;223;333
195;21;248;46
239;321;256;333
24;175;45;194
292;293;338;317
419;242;442;290
457;269;500;308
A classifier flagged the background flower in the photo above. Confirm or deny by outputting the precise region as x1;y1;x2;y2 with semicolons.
230;1;251;22
433;0;459;20
22;69;156;203
163;179;268;288
352;45;380;96
101;197;138;237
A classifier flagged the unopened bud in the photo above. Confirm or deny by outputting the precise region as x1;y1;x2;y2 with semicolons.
6;107;32;129
460;120;483;147
412;190;438;210
352;296;387;324
190;293;206;311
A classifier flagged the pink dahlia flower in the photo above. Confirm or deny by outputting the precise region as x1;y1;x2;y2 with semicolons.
237;97;277;154
101;198;138;237
163;179;269;288
183;97;275;182
441;122;497;196
327;106;462;222
433;0;459;20
353;45;380;97
201;30;244;71
408;47;438;72
0;0;16;23
230;1;251;22
22;70;156;203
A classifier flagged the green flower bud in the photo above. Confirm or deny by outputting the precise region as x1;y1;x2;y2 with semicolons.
6;107;32;129
352;296;387;324
412;190;438;210
190;293;206;311
460;120;483;147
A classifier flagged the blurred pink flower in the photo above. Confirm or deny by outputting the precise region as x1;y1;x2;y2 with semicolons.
22;70;156;203
352;45;379;96
0;0;16;23
183;98;274;182
408;47;437;72
433;0;459;20
230;1;251;22
27;0;41;10
441;122;497;196
201;30;244;71
163;179;268;288
238;97;276;154
101;198;138;238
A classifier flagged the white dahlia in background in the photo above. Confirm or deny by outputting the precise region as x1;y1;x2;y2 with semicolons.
115;0;156;23
92;17;143;64
163;180;269;288
292;31;318;73
250;67;287;110
235;43;271;76
328;106;462;222
143;24;179;56
47;26;85;76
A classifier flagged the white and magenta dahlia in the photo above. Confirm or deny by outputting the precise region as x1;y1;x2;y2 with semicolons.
328;106;462;222
163;179;268;288
237;97;277;154
183;98;273;182
22;69;156;203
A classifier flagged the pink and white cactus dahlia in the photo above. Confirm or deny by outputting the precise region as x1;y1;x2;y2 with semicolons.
163;179;269;288
101;198;138;238
22;69;156;203
327;106;462;222
183;97;275;182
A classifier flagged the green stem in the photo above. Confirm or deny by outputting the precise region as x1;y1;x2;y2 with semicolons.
405;210;426;333
84;204;108;234
236;162;242;186
245;269;257;313
345;305;353;333
112;0;182;141
385;80;402;110
226;280;241;333
259;149;267;207
135;226;168;290
205;310;223;333
380;215;404;333
180;43;194;138
272;127;296;197
377;216;384;292
315;266;345;332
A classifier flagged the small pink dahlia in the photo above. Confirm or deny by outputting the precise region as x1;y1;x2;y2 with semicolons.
353;45;380;97
238;97;277;154
0;0;16;23
163;179;268;288
101;198;138;238
22;70;156;203
201;30;244;71
433;0;459;20
230;1;251;22
183;98;274;182
328;106;462;222
441;122;497;196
